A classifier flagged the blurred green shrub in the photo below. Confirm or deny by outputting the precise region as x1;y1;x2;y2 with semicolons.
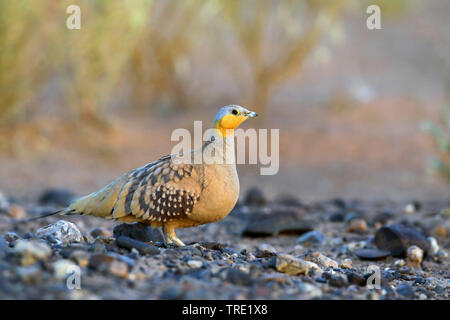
421;105;450;183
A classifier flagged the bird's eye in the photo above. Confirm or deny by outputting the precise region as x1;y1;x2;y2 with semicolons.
231;109;239;115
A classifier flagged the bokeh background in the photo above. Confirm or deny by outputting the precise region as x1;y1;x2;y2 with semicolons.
0;0;449;203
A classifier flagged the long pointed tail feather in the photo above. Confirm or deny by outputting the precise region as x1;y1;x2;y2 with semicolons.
17;209;73;224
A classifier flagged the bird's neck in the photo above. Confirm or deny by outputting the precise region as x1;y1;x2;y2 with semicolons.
202;130;236;165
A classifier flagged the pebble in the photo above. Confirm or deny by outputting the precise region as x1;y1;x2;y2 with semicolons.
88;253;128;278
115;235;160;255
257;243;277;254
354;248;391;260
406;245;423;268
242;207;314;237
298;282;322;298
296;231;326;245
396;284;415;298
340;259;353;269
347;219;368;233
308;252;338;269
36;220;83;246
394;259;406;267
0;235;7;259
427;237;439;256
4;232;20;243
12;240;52;266
344;212;361;223
90;228;112;238
187;260;203;268
113;223;163;243
275;254;320;276
16;265;43;284
7;204;27;219
374;224;430;256
53;259;78;280
39;188;75;207
244;187;267;206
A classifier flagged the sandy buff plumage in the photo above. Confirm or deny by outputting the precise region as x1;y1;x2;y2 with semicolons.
36;105;258;246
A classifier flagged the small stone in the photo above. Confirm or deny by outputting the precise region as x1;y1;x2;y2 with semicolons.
298;282;322;298
7;204;27;219
115;236;160;255
53;259;78;280
187;260;203;268
346;271;366;286
4;232;20;243
39;188;75;207
296;231;326;245
258;243;277;254
354;248;390;260
36;220;83;246
275;254;320;275
90;228;112;238
340;259;353;269
308;252;338;269
396;284;415;298
69;250;90;267
406;245;423;268
113;223;163;243
329;274;348;287
433;250;448;263
329;212;345;222
440;207;450;219
435;226;447;238
16;265;43;284
88;253;128;278
375;224;430;256
224;268;253;286
244;187;267;206
428;237;439;256
404;202;420;215
12;240;52;266
348;219;368;233
394;259;406;267
344;212;361;223
418;293;427;300
0;236;7;259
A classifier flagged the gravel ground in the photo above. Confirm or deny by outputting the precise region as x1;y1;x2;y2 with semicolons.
0;188;448;300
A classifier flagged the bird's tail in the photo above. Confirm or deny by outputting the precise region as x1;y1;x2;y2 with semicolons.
17;209;73;224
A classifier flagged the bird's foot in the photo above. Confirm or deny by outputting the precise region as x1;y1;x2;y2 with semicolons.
162;225;185;247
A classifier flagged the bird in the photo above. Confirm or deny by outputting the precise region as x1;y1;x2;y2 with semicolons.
30;105;258;246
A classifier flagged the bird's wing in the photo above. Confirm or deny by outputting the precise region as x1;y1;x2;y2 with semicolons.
111;155;203;223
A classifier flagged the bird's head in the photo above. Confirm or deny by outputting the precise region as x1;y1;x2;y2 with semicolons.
213;105;258;137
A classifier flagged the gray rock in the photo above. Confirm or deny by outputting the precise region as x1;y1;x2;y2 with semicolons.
36;220;83;246
88;253;129;278
375;224;430;257
0;235;7;259
296;231;326;245
53;259;78;280
4;232;20;243
113;223;163;243
12;240;52;266
354;248;391;260
16;265;44;284
427;237;439;256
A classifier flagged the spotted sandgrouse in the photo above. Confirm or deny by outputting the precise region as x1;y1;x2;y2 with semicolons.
37;105;258;246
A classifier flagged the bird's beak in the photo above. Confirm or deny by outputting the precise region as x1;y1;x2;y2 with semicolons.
246;111;259;118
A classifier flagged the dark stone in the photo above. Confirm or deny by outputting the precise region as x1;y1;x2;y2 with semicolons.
39;189;75;207
243;187;267;206
354;248;391;260
242;207;314;237
344;212;361;223
331;198;347;210
374;224;430;257
374;210;395;224
329;275;347;288
329;211;345;222
115;236;160;255
346;271;366;286
396;284;415;298
224;268;253;286
113;223;163;243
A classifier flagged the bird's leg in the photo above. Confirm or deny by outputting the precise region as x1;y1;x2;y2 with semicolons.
162;224;185;247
